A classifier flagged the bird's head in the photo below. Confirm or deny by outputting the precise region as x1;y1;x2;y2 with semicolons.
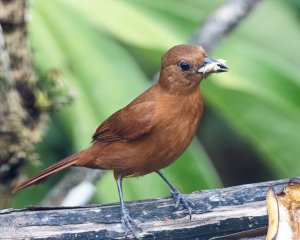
159;44;228;95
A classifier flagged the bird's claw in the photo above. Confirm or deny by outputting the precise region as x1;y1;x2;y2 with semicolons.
171;189;194;220
121;207;142;239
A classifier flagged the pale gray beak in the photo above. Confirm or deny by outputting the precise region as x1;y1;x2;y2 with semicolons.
198;57;229;74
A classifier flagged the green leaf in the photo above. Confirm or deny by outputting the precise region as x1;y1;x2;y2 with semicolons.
203;1;300;177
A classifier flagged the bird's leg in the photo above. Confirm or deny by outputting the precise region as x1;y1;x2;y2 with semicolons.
116;175;142;238
156;171;194;219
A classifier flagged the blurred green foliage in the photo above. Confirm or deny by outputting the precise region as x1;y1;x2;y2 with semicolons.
13;0;300;207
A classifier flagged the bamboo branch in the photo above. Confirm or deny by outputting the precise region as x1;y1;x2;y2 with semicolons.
1;178;289;240
192;0;262;53
41;168;103;206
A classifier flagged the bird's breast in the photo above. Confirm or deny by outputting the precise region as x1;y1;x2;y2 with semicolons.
141;90;203;173
156;91;202;146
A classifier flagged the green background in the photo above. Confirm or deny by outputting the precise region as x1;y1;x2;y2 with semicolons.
13;0;300;207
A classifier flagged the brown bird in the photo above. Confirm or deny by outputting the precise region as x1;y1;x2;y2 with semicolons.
12;44;228;237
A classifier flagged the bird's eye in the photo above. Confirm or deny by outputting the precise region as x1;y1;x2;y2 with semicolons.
179;62;192;71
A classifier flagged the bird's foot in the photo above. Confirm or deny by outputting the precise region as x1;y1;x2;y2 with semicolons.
121;206;142;239
171;189;194;220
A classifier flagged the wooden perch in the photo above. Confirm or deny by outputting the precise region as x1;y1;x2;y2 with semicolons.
0;178;290;239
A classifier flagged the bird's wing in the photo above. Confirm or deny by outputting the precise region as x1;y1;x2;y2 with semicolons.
92;101;155;143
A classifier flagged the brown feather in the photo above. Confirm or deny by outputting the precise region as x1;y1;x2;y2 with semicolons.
92;90;156;143
12;152;81;193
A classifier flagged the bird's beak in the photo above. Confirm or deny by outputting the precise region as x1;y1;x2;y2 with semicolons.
198;57;229;75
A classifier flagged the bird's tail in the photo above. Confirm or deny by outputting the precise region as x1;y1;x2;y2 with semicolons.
12;152;82;193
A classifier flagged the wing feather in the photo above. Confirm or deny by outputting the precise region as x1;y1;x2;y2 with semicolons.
92;101;155;143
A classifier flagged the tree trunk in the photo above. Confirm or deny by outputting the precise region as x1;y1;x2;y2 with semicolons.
0;0;48;208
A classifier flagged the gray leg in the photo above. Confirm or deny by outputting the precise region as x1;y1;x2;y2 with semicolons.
156;171;193;219
117;175;142;238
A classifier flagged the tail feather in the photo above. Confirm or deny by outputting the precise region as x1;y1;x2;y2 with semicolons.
12;152;81;193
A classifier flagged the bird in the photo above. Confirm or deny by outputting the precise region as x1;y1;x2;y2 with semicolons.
12;44;228;237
